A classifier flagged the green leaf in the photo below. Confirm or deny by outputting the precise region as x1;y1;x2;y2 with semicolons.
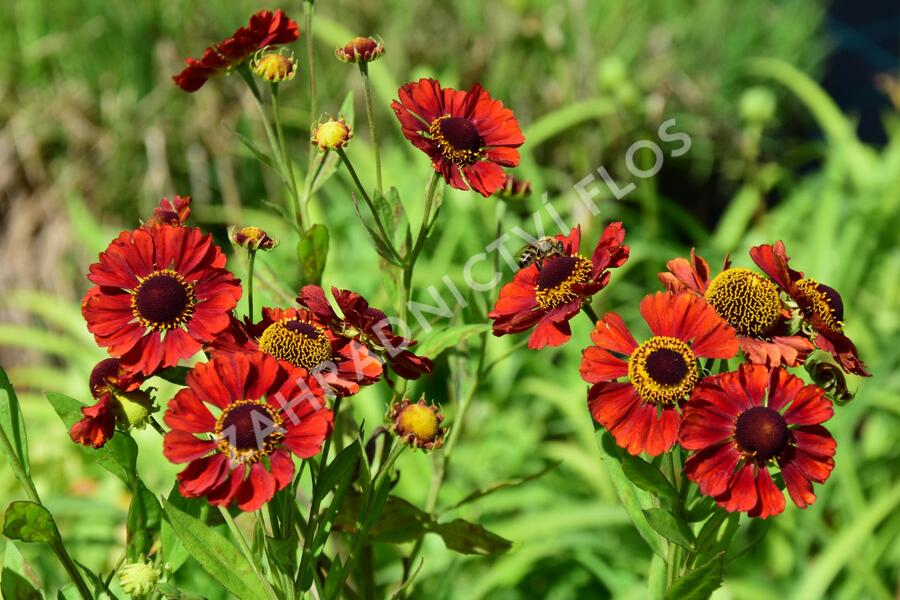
666;552;724;600
233;129;274;169
643;508;695;550
297;223;330;285
160;483;205;574
156;581;207;599
414;324;491;359
448;462;559;510
1;541;43;600
127;479;161;561
621;454;677;503
374;187;411;254
155;366;191;386
435;519;512;555
3;501;57;543
0;366;30;475
161;499;268;600
349;193;404;267
594;430;666;558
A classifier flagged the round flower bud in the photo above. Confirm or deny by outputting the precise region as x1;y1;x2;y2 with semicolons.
229;226;278;251
112;389;156;431
252;48;297;83
335;36;385;64
390;397;445;451
117;560;159;597
739;87;776;125
311;117;352;151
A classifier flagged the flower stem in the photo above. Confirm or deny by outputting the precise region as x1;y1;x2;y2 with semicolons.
271;84;305;229
149;417;166;436
358;63;382;196
336;148;397;261
218;506;279;600
304;0;317;127
581;302;599;323
402;171;442;312
247;249;257;321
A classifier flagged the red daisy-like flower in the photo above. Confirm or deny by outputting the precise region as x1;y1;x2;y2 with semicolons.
163;352;333;511
680;363;836;518
297;286;432;380
659;248;814;368
173;9;300;92
391;78;525;197
210;306;383;397
580;292;739;456
82;224;242;377
145;195;192;227
489;223;630;349
749;241;869;376
70;358;144;448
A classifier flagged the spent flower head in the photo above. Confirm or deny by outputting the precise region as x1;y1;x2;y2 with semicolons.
311;116;352;151
230;226;278;251
335;36;385;64
390;396;445;451
252;47;298;82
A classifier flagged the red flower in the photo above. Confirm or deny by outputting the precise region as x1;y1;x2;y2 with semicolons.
163;352;332;511
145;195;191;227
659;248;814;368
82;225;242;377
750;242;869;376
391;78;525;197
210;306;383;396
70;358;143;448
297;286;432;380
580;292;739;456
489;223;629;349
680;364;836;518
173;10;300;92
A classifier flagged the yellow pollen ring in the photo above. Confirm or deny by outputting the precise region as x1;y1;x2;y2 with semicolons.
704;268;781;337
628;336;699;405
534;255;593;310
130;268;196;331
214;400;285;465
258;318;332;372
428;115;481;165
795;278;843;333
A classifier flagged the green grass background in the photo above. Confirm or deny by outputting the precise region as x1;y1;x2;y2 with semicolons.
1;1;899;598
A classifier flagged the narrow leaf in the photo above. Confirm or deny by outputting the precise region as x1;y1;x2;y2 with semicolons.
1;541;43;600
297;223;330;285
435;519;512;555
449;462;559;510
666;552;724;600
643;508;695;550
621;454;677;502
0;366;30;475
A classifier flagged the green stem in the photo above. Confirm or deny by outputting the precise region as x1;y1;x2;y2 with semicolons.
149;417;166;436
50;538;94;600
218;506;279;600
0;426;40;503
358;63;382;196
247;249;257;321
272;85;305;229
304;1;317;127
581;302;599;323
402;172;442;309
336;148;397;260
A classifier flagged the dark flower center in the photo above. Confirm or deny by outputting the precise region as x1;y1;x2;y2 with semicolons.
215;400;285;464
644;348;689;385
704;268;781;337
734;406;789;461
132;269;196;330
429;115;482;165
533;254;593;310
89;358;121;396
536;256;578;290
796;279;844;333
628;336;699;405
259;318;332;372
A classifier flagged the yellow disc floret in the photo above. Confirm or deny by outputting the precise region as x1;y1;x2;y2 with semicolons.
628;336;699;405
390;397;445;451
795;278;844;334
534;254;593;310
214;400;284;465
258;318;332;371
704;268;781;336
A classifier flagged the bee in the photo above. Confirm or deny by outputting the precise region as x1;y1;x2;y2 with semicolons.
516;237;566;270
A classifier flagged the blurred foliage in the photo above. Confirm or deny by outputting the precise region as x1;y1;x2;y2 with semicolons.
2;1;899;599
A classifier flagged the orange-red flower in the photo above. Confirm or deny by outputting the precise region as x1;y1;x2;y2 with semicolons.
163;352;332;511
489;223;629;349
82;225;241;377
70;358;143;448
680;364;836;518
659;248;814;368
750;241;869;376
297;286;432;380
145;196;191;227
210;307;383;397
173;9;300;92
580;292;739;456
391;78;524;197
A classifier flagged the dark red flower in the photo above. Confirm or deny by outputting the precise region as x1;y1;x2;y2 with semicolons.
210;306;383;396
82;225;242;377
145;196;191;227
680;364;836;518
173;9;300;92
750;242;869;376
659;248;814;368
163;352;332;511
580;292;739;456
489;223;629;349
70;358;144;448
391;78;525;197
297;286;432;380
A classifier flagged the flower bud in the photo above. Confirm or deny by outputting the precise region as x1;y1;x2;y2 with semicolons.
252;48;298;83
311;116;352;151
335;36;385;64
739;87;776;125
390;397;445;451
112;389;156;430
117;560;160;597
229;226;278;251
